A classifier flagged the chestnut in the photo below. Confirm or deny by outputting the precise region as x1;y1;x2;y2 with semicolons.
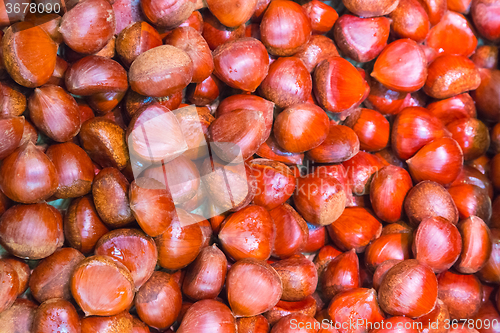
478;228;500;284
0;116;24;160
129;45;193;98
328;288;385;333
306;123;360;164
141;0;200;30
0;259;18;313
0;142;58;204
95;228;157;290
206;0;258;28
260;0;312;56
29;247;85;303
437;270;482;320
365;232;412;271
271;313;319;333
92;167;134;228
0;203;63;259
0;298;37;332
177;299;236;333
270;203;309;259
59;0;115;54
237;315;270;333
272;254;318;302
115;21;162;68
378;259;438;318
64;195;109;254
135;271;182;330
226;258;282;317
71;255;135;316
2;22;57;88
293;35;339;73
182;244;227;301
412;216;462;273
46;142;95;199
202;11;246;51
32;298;80;333
342;0;399;17
218;205;275;261
80;311;133;333
327;207;382;253
320;249;360;301
264;296;317;326
3;258;29;296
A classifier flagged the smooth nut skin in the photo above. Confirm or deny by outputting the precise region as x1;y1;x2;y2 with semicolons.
226;258;283;317
95;228;158;290
71;255;135;316
28;85;81;143
404;181;459;226
177;299;237;333
129;45;194;98
141;0;199;30
64;195;109;254
32;298;81;333
2;22;58;88
455;216;492;274
29;247;85;303
378;259;438;318
0;142;58;204
3;258;29;295
65;56;128;96
213;37;269;92
0;116;24;160
116;21;162;68
79;117;130;170
80;311;133;333
260;0;312;56
271;254;318;302
135;271;182;330
59;0;116;54
0;203;64;260
46;142;95;199
437;270;482;320
92;167;134;228
343;0;400;17
0;298;38;333
0;259;19;313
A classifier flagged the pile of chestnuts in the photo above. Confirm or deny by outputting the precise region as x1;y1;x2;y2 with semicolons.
0;0;500;332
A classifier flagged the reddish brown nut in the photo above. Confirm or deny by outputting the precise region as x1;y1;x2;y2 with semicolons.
129;45;193;98
471;45;499;70
372;39;427;93
293;35;339;73
164;26;214;84
264;296;316;326
270;313;319;333
0;203;63;259
115;21;162;68
455;216;492;274
2;22;57;88
0;259;19;313
202;11;246;51
365;233;412;272
249;159;296;210
46;142;95;199
260;0;312;56
71;255;135;316
65;56;128;96
412;216;462;273
32;298;80;333
274;103;330;153
206;0;257;28
471;0;500;42
237;315;270;333
345;108;390;152
327;207;382;253
59;0;115;54
0;81;26;119
425;55;481;99
404;181;459;226
92;167;134;228
155;210;204;270
0;142;58;204
378;259;438;318
80;311;133;333
448;184;492;222
177;299;236;333
0;298;38;332
79;117;130;170
342;0;399;17
447;118;490;161
342;151;385;196
226;258;282;317
320;249;360;301
272;254;318;302
219;205;275;261
29;247;85;303
314;56;368;113
427;93;476;125
478;228;500;284
64;195;109;254
95;229;157;290
294;175;346;226
389;0;430;43
307;123;360;164
437;270;482;320
259;56;311;109
213;38;269;92
140;0;199;30
2;258;28;296
270;204;309;259
473;69;500;123
328;288;385;333
0;116;24;160
135;271;182;330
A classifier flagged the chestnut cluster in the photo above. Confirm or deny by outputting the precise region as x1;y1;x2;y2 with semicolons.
0;0;500;332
